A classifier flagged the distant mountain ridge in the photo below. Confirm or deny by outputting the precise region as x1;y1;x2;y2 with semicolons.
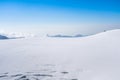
0;32;35;39
0;34;24;40
47;34;84;38
0;35;9;39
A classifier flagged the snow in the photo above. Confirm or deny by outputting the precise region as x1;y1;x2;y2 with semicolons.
0;29;120;80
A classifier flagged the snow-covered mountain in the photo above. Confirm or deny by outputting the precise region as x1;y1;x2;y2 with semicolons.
0;29;120;80
0;32;35;39
47;34;84;38
0;35;8;39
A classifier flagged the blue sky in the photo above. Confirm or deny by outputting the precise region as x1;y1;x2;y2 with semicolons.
0;0;120;35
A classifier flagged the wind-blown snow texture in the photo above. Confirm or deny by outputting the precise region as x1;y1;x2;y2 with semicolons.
0;29;120;80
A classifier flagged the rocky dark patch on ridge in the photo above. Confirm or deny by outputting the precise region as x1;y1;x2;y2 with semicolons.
11;74;23;77
71;79;78;80
0;75;8;78
0;35;9;39
47;34;84;38
33;74;53;77
61;71;69;74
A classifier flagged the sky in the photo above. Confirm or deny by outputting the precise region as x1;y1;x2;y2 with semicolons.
0;0;120;36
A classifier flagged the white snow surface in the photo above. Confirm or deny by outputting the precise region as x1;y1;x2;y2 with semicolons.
0;29;120;80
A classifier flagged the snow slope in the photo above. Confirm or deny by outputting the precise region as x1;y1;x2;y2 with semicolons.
0;29;120;80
